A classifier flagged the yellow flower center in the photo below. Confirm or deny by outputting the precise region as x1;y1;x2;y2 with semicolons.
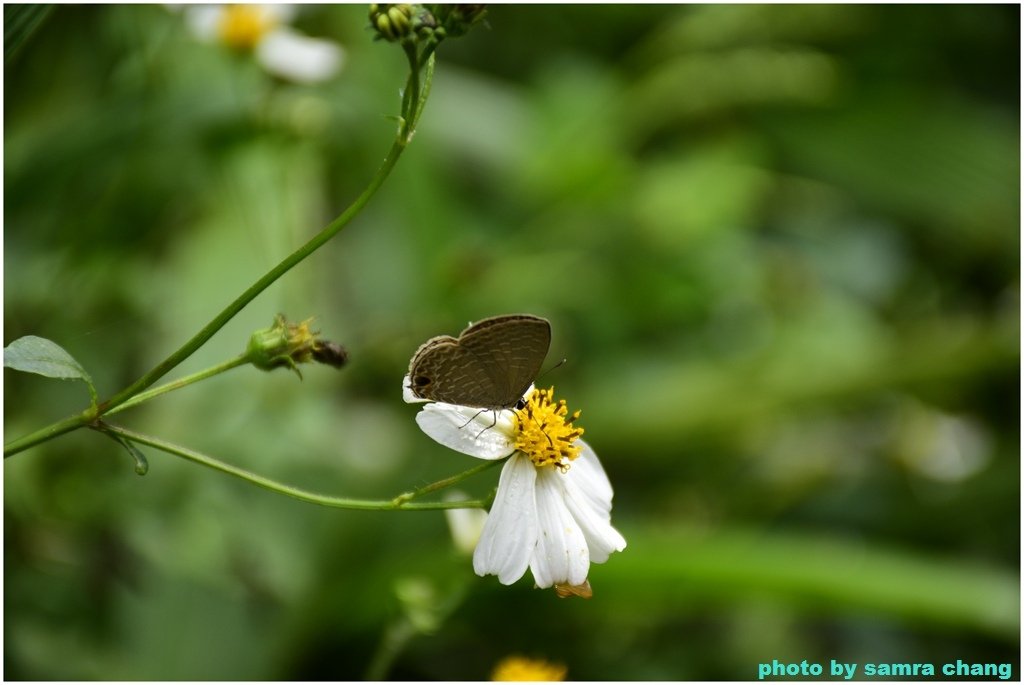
491;655;567;682
513;387;583;471
218;5;277;50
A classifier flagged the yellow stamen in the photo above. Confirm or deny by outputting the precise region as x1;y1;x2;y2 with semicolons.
513;387;584;470
491;655;567;682
218;5;277;51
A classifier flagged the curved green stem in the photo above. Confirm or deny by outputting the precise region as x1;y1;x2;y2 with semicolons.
3;408;97;457
97;55;433;416
106;355;251;416
96;136;407;416
4;356;250;458
392;457;506;505
95;423;498;511
5;55;437;459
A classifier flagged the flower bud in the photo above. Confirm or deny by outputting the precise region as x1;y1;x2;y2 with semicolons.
369;4;415;42
428;4;487;38
369;4;447;45
247;315;348;378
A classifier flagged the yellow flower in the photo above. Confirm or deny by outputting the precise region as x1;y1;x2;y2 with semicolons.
217;4;278;50
492;655;567;682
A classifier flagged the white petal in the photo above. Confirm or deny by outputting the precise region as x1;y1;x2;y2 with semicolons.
261;4;297;24
415;403;517;460
567;440;615;516
257;28;343;83
473;454;538;584
530;467;590;588
561;471;626;564
183;5;224;41
561;444;626;563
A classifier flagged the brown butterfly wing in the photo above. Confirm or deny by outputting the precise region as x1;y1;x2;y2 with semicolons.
408;315;551;410
458;315;551;408
408;334;501;406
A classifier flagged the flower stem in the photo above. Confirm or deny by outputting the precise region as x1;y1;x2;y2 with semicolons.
3;408;97;458
365;617;417;681
94;423;491;511
96;133;408;416
4;56;436;459
4;356;249;458
105;355;251;416
392;459;504;505
95;55;434;413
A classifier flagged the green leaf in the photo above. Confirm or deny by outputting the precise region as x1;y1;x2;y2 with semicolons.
4;5;54;62
4;335;98;407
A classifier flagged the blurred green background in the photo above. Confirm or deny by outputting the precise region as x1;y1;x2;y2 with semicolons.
4;4;1019;680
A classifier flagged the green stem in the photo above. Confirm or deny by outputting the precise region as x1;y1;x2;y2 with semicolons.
365;574;468;679
98;58;433;415
365;618;417;681
4;58;437;459
399;42;420;134
3;408;97;457
97;134;407;416
95;423;497;511
412;52;435;126
393;458;505;505
105;355;251;416
4;356;249;458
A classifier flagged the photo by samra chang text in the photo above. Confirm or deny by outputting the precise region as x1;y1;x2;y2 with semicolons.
758;658;1013;680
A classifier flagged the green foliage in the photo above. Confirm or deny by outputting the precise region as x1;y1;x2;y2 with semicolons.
4;335;97;407
3;4;52;61
3;4;1019;680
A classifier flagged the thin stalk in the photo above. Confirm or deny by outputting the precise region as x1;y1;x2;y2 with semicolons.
96;135;407;416
105;355;251;416
393;458;506;504
4;356;248;457
96;423;496;511
365;618;417;681
5;58;436;459
98;55;432;415
3;408;97;457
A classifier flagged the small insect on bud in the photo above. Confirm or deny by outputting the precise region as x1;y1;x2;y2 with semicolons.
311;340;349;369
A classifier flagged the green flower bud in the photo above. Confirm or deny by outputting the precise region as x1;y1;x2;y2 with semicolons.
369;4;449;45
428;3;487;38
369;4;416;42
247;315;348;378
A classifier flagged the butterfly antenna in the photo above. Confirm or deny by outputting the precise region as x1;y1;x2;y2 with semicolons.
536;357;567;382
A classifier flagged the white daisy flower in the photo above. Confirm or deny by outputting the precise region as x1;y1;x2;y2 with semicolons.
404;381;627;592
182;4;344;83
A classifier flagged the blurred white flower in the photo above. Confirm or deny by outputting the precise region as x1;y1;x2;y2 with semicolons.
405;382;626;592
443;490;488;556
182;4;343;83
